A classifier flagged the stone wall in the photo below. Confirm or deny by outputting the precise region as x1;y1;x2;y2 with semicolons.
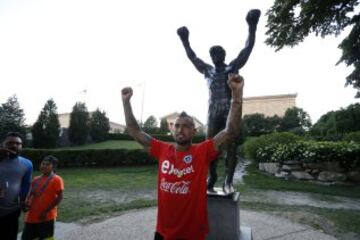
259;161;360;184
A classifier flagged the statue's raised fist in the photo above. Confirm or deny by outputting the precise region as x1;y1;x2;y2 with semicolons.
177;26;189;42
246;9;261;27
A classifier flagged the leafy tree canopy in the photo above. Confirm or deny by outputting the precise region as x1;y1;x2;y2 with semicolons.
0;95;26;139
69;102;90;145
266;0;360;97
143;115;158;134
90;108;110;142
32;99;60;148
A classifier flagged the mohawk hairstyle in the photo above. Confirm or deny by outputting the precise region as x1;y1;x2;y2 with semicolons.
178;111;195;127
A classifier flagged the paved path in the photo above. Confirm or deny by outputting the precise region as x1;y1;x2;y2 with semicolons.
49;208;336;240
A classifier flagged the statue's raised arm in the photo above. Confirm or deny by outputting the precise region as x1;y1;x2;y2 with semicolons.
229;9;261;72
177;26;212;74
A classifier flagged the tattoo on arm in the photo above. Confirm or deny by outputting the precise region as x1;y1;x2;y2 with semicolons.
213;100;243;150
123;101;152;149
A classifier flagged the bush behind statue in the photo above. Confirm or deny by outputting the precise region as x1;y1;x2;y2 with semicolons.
109;133;206;143
242;132;301;162
343;131;360;143
256;141;360;169
22;148;156;169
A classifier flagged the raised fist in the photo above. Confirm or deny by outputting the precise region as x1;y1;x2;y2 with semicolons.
246;9;261;28
177;26;189;42
227;73;244;92
121;87;133;103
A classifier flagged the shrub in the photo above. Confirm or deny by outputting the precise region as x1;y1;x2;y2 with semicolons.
254;144;278;163
271;142;307;163
22;148;157;169
256;141;360;169
343;131;360;143
303;141;360;169
242;132;300;162
108;133;206;143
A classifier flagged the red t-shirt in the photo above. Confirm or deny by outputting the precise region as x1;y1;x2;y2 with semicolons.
150;139;219;240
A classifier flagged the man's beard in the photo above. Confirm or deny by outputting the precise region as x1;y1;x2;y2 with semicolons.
176;139;191;146
8;150;19;158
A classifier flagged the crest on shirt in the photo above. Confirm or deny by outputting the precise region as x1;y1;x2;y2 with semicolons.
183;155;192;164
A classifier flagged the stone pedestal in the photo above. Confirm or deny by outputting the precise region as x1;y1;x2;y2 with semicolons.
207;189;252;240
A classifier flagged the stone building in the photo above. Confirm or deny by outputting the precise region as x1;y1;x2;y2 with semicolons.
242;93;297;117
159;94;297;134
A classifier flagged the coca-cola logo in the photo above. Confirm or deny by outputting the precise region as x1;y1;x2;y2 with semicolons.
160;178;191;195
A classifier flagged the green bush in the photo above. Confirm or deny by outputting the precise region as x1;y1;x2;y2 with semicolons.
22;148;157;169
256;141;360;169
108;133;134;141
253;144;278;163
269;142;307;163
108;133;206;143
304;141;360;169
243;132;300;162
343;131;360;143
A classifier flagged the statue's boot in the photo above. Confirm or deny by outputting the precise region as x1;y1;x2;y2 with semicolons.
223;175;235;194
223;141;238;194
207;159;218;192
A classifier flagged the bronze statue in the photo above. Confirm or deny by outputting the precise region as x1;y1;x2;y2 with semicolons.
177;9;260;194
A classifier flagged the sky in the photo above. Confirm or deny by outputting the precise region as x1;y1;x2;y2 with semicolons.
0;0;359;126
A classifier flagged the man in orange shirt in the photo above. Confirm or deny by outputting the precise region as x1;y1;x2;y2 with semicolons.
22;155;64;240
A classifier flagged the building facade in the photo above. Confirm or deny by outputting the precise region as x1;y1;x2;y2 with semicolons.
243;94;297;117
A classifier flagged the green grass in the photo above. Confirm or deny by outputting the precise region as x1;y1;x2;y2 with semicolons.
26;155;360;239
241;201;360;237
41;166;158;222
58;166;157;189
238;163;360;198
56;140;142;150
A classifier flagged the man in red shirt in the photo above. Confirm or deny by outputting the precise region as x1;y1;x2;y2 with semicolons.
121;73;244;240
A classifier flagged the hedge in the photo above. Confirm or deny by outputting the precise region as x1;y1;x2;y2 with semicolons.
255;141;360;169
242;132;301;162
22;149;157;169
343;131;360;143
109;133;206;143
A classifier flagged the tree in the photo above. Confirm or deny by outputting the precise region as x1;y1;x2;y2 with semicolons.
0;95;26;139
242;113;282;137
279;107;312;134
311;103;360;140
159;118;170;134
143;115;158;133
265;0;360;97
68;102;90;145
31;99;60;148
89;108;110;142
242;113;270;137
